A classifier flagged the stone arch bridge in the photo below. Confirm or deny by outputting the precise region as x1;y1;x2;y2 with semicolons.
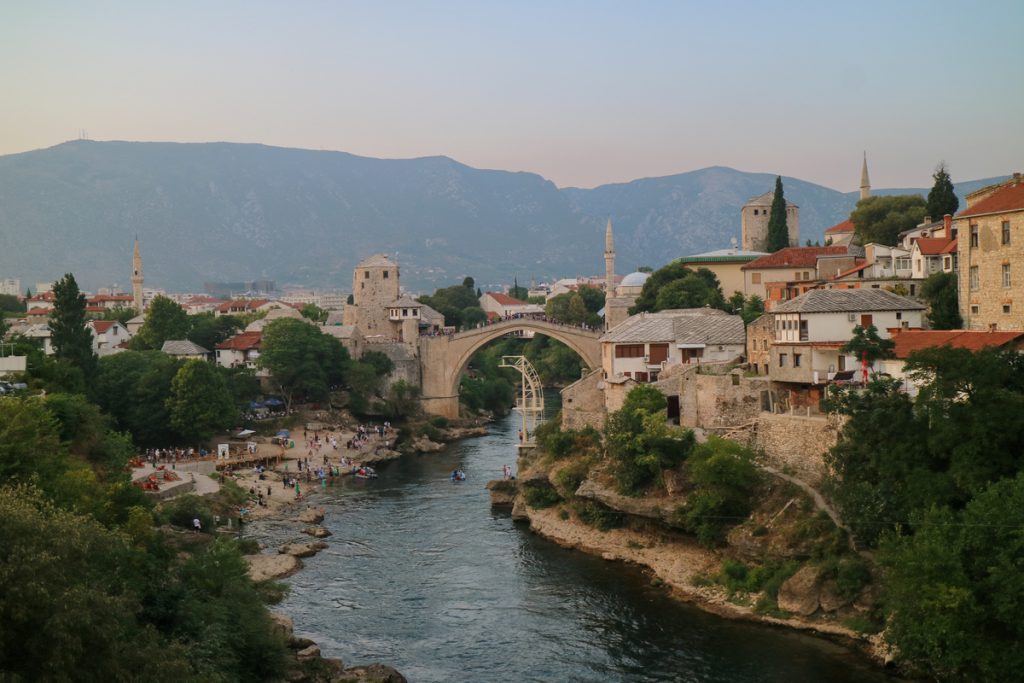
418;319;603;418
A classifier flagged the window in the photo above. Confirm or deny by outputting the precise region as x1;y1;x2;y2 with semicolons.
1003;221;1011;245
803;271;810;280
648;343;669;364
753;209;759;215
761;340;767;350
1004;304;1012;314
971;305;979;314
361;282;365;290
402;308;409;316
799;320;808;341
779;353;788;367
970;266;979;291
860;314;873;328
970;224;979;248
383;270;389;279
364;271;370;279
615;344;645;358
896;312;902;320
1003;264;1012;288
896;257;911;270
793;353;802;367
751;273;761;284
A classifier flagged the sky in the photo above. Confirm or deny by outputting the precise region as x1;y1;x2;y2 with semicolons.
2;0;1022;190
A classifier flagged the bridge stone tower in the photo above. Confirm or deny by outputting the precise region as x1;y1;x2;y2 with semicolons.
346;254;400;340
131;237;144;313
741;191;800;251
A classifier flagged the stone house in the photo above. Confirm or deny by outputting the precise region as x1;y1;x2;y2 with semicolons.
768;289;925;409
956;173;1024;331
741;191;800;251
745;313;775;376
823;218;855;247
215;331;262;371
88;320;129;356
741;246;852;303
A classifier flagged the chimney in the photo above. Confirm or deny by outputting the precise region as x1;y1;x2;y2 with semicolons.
923;216;931;224
944;214;952;234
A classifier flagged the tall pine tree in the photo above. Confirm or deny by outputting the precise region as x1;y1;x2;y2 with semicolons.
926;162;959;220
765;176;790;252
49;273;96;379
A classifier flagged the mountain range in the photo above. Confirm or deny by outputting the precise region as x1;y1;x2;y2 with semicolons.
0;141;1003;293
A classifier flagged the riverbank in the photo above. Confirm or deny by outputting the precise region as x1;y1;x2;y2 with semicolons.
519;504;890;663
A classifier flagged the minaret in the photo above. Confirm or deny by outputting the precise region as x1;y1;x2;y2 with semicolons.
604;218;616;295
860;152;871;201
131;237;144;313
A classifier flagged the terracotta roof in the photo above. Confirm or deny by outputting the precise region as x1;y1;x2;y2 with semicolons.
485;292;529;306
833;260;869;280
941;239;958;254
958;178;1024;218
85;306;107;313
90;320;117;334
26;307;50;315
914;237;956;256
742;246;849;270
217;299;269;313
892;330;1024;359
824;218;855;235
215;331;262;351
88;294;132;303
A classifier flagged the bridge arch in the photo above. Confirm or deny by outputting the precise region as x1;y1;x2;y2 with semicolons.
418;319;603;418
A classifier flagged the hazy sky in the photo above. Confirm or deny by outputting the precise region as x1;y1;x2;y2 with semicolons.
2;1;1022;190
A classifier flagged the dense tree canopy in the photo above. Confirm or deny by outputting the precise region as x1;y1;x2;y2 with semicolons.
629;263;725;314
185;312;242;350
926;162;959;220
258;318;349;412
131;295;191;350
850;195;927;246
921;271;962;330
166;360;237;442
49;273;97;380
418;281;483;330
840;324;895;365
765;176;790;252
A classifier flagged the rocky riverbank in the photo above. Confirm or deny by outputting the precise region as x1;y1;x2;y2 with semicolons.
508;454;895;668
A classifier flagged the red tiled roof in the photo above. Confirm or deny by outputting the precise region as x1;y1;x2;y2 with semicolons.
28;292;55;301
85;306;106;313
215;331;262;351
914;237;956;256
217;299;269;313
824;218;855;235
958;178;1024;218
486;292;528;306
90;320;117;334
742;246;849;270
941;239;958;254
26;307;50;315
88;294;132;303
833;261;870;280
892;330;1024;359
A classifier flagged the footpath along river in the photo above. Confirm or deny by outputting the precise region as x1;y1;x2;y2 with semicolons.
245;408;896;683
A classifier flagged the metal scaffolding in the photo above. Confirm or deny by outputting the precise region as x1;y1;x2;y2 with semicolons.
499;355;545;445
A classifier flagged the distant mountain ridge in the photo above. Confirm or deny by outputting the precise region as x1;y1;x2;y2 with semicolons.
0;141;1004;293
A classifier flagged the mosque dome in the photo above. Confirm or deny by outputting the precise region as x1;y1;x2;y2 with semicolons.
619;271;650;287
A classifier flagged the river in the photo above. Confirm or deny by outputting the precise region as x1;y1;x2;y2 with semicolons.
246;410;896;683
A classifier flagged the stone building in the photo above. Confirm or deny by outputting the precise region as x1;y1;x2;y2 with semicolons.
674;245;766;299
955;173;1024;331
741;192;799;252
746;313;774;376
344;254;401;341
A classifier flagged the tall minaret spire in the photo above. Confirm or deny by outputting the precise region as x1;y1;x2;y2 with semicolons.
860;152;871;201
604;218;616;295
131;236;144;313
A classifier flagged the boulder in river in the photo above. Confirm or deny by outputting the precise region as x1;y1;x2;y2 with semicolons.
334;663;407;683
280;542;328;558
295;508;325;524
247;553;302;582
486;479;517;506
302;526;332;538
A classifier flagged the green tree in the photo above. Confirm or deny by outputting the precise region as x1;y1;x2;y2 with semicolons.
132;295;190;350
921;271;962;329
49;273;96;381
93;351;183;446
300;303;328;323
360;350;395;377
380;379;420;420
105;305;138;326
419;282;483;330
880;473;1024;681
462;276;475;289
576;285;605;315
676;436;760;546
765;176;790;252
258;318;350;412
925;161;959;220
850;195;927;246
630;263;725;314
0;293;25;313
0;397;67;487
166;360;236;442
840;325;895;366
186;312;241;350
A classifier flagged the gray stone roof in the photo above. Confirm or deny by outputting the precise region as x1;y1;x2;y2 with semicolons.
418;302;445;324
389;296;422;308
603;309;745;345
744;191;798;208
772;288;926;314
357;253;397;268
161;340;210;356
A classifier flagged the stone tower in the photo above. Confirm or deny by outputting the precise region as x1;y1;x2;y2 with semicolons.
131;237;144;313
348;254;400;339
860;152;871;201
740;192;800;251
604;218;616;294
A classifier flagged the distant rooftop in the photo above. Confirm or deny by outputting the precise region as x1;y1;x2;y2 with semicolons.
773;289;926;314
677;248;768;264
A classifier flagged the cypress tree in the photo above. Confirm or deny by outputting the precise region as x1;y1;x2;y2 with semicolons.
926;162;959;220
765;176;790;252
49;273;96;379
